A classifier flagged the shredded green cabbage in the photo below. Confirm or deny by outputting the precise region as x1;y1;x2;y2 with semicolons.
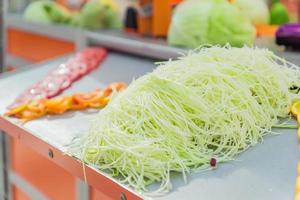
73;46;300;194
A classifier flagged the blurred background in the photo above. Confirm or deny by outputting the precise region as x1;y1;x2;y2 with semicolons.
3;0;300;72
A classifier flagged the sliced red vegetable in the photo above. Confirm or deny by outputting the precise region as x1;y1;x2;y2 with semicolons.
67;66;81;81
8;47;107;109
75;62;89;76
43;77;63;98
210;158;217;167
50;64;70;76
60;77;72;90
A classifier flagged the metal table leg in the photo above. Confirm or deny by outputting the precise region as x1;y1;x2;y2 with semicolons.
0;0;11;199
0;0;6;74
0;132;11;200
76;178;89;200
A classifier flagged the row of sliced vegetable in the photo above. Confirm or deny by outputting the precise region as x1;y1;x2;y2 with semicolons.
5;82;126;121
5;47;129;122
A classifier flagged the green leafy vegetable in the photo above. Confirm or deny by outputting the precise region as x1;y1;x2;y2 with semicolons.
234;0;270;25
168;0;256;48
270;2;290;25
72;46;300;194
24;0;72;24
70;0;122;29
24;0;122;29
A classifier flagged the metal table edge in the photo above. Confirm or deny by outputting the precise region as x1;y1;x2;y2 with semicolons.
6;13;82;42
0;115;143;200
85;30;188;60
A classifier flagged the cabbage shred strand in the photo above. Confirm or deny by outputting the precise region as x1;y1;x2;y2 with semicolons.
72;46;300;194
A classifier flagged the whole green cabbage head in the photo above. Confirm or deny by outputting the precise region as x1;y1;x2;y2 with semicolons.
24;0;72;24
234;0;270;25
71;0;122;29
168;0;256;48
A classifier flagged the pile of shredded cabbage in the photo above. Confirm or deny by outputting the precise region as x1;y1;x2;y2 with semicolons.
74;46;300;194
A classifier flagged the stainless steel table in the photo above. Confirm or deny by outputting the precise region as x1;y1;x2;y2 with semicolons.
0;51;299;200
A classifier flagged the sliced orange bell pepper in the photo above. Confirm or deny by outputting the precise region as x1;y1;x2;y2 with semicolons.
27;100;46;114
103;82;126;96
5;104;28;116
71;92;93;110
5;82;127;121
21;110;45;122
45;96;73;114
89;97;109;108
